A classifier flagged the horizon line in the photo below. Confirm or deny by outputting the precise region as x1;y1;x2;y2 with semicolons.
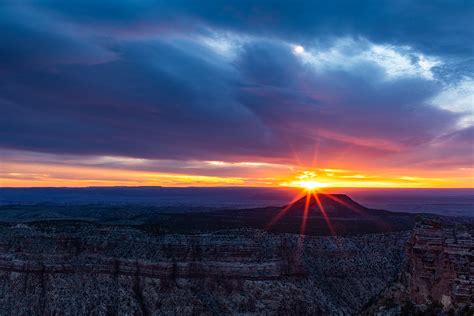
1;185;473;190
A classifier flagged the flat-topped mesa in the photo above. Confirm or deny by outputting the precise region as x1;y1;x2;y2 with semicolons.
282;193;373;217
222;193;419;235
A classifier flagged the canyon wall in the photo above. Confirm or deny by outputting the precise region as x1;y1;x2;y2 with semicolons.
406;218;473;307
364;218;473;315
0;222;406;315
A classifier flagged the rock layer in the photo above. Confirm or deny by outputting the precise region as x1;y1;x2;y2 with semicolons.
0;222;406;315
406;218;473;307
362;218;474;315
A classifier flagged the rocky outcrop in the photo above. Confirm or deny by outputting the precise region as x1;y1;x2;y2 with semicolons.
362;218;474;315
0;222;407;315
406;218;473;307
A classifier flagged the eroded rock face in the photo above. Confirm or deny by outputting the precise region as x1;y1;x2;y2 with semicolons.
0;222;407;315
406;219;473;307
362;218;474;315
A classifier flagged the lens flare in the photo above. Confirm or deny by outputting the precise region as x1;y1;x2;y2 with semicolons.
295;180;325;191
284;170;330;191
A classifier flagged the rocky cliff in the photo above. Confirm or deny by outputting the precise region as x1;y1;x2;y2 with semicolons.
2;215;471;315
406;218;473;307
0;222;407;315
363;218;473;315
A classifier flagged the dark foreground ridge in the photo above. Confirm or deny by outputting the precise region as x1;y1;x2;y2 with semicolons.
0;193;421;235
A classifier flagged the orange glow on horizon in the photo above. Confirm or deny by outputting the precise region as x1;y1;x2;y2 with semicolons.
0;161;472;188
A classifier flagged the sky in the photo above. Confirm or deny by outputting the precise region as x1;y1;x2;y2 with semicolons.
0;0;473;188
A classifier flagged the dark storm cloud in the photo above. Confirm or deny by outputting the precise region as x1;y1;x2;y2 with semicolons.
233;40;462;166
0;4;116;71
34;0;474;57
0;39;274;160
0;0;472;169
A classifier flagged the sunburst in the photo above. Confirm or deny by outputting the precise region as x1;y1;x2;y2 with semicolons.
268;171;341;239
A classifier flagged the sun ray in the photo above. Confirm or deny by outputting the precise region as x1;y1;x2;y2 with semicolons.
310;138;320;170
265;191;307;230
299;194;311;237
323;193;367;216
312;192;337;237
331;143;354;165
269;169;392;241
323;193;391;231
288;143;303;167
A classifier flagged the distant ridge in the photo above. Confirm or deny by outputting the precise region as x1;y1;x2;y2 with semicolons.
280;193;399;217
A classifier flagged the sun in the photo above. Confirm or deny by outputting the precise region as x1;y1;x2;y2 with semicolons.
271;172;337;238
283;170;328;191
298;180;320;190
293;180;326;191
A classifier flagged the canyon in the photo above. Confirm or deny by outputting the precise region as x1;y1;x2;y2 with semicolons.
0;221;408;315
0;194;472;315
363;218;473;315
